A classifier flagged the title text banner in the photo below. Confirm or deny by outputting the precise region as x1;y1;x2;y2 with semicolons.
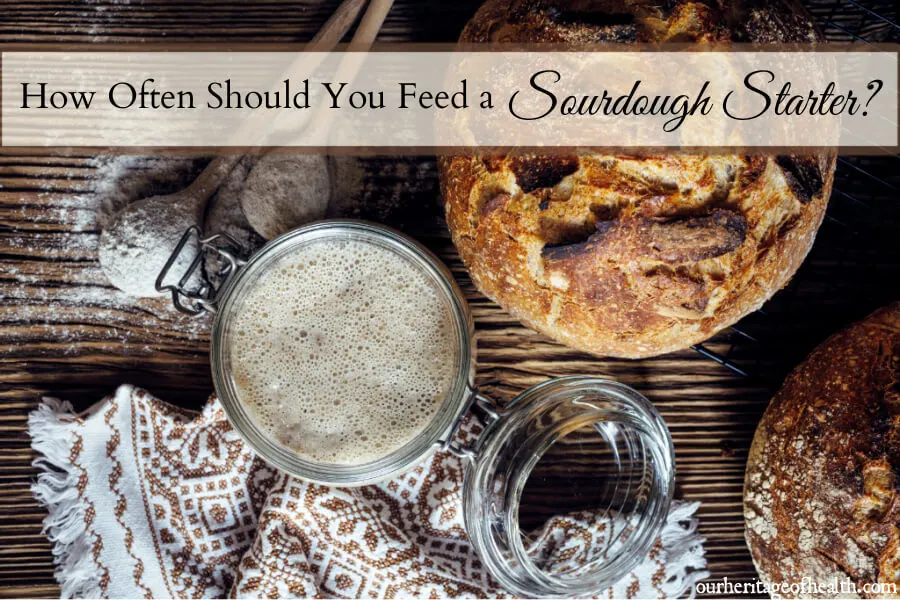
1;50;896;149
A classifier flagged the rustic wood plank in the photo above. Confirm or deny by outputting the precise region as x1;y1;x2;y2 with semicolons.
0;146;771;598
0;145;772;599
1;1;899;599
0;584;58;599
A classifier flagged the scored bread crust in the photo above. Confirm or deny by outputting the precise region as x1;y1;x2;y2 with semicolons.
439;0;835;358
744;303;900;597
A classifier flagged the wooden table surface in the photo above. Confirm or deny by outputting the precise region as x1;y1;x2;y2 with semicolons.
0;1;898;598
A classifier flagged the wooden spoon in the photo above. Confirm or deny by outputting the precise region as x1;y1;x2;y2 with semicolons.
240;0;397;240
99;0;370;297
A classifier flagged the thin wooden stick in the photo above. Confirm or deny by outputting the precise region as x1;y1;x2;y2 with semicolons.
310;0;369;48
185;0;373;206
228;0;371;148
298;0;397;145
349;0;395;49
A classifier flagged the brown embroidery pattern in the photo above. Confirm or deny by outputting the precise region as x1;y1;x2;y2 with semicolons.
130;389;276;597
70;429;112;597
32;386;706;598
230;413;700;599
130;393;177;599
232;419;507;599
104;398;154;599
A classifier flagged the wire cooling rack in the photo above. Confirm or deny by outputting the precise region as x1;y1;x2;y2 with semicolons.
809;0;899;43
690;0;899;385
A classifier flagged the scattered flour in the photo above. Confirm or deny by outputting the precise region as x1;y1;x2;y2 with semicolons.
1;156;212;351
98;190;205;298
2;154;436;353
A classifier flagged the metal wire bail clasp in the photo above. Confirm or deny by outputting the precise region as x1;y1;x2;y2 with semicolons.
156;226;247;315
439;391;501;462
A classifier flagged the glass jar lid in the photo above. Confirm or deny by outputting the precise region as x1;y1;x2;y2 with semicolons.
462;376;675;598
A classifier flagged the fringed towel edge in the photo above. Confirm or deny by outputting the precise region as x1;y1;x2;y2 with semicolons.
660;500;710;600
28;397;103;600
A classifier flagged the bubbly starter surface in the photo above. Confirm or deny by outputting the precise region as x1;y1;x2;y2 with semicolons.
230;238;459;465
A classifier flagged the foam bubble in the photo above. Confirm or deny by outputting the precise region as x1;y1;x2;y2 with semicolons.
230;237;459;465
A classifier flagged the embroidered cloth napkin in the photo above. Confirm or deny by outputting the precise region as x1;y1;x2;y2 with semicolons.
29;385;708;599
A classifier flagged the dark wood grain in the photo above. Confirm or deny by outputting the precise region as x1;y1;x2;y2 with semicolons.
0;149;773;596
0;2;898;599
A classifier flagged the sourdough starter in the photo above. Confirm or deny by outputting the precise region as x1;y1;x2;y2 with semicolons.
230;237;458;465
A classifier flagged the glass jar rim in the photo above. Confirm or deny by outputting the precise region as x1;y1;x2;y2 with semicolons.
210;220;476;486
462;376;676;598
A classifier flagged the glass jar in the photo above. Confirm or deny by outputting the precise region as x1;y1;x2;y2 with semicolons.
159;220;675;598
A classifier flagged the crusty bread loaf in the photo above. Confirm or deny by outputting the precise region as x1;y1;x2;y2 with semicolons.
744;303;900;597
439;0;835;358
